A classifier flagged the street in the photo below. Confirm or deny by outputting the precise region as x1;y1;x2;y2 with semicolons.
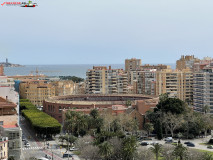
20;115;80;160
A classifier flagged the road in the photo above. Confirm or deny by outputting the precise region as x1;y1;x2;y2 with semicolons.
20;115;69;160
138;136;213;152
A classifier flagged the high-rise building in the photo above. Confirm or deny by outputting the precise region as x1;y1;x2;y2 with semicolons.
176;55;200;70
125;58;142;83
193;57;213;72
156;68;193;101
86;66;128;94
193;63;213;113
130;69;156;95
125;58;141;72
19;80;55;106
140;64;170;71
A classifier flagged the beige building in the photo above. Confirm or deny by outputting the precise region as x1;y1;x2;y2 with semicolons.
130;69;156;95
0;137;8;160
52;80;78;96
140;64;170;71
125;58;141;72
86;66;128;94
176;55;200;71
156;68;193;101
19;80;55;106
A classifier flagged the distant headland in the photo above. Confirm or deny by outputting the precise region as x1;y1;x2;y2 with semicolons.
0;58;23;67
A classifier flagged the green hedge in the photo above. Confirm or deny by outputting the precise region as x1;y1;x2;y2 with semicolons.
20;100;61;136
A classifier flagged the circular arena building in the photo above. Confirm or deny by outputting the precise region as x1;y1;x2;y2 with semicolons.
43;94;159;123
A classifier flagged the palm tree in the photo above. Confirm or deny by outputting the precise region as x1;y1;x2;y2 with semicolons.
150;143;162;160
172;143;187;160
98;141;113;160
122;136;137;160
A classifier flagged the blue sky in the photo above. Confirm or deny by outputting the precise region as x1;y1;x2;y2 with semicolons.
0;0;213;65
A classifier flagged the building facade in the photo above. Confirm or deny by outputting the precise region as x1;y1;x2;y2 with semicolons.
52;80;78;96
140;64;170;71
156;68;193;101
176;55;200;71
43;94;159;123
125;58;141;72
130;69;156;95
193;64;213;113
0;137;8;160
19;80;55;106
86;66;128;94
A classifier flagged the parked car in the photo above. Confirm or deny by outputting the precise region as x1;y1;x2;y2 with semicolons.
25;143;30;148
165;139;173;144
184;141;191;145
62;154;73;158
140;142;149;146
187;142;195;147
207;145;213;149
70;147;78;151
165;137;173;141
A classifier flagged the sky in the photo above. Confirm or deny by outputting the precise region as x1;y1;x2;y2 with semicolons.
0;0;213;65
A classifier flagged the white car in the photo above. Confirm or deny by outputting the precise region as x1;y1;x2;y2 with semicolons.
165;137;173;141
25;143;30;148
70;147;79;151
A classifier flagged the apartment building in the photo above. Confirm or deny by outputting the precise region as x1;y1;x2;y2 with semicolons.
52;80;78;96
156;68;193;101
176;55;200;71
125;58;141;72
0;137;8;160
130;69;156;95
193;64;213;113
193;57;213;72
19;80;55;106
86;66;128;94
0;118;22;160
140;64;169;71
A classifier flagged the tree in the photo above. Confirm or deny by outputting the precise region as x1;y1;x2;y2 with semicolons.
126;100;132;107
155;96;187;115
201;152;213;160
136;148;154;160
161;144;175;160
203;105;210;114
98;141;113;160
122;136;137;160
90;109;99;119
150;143;162;160
162;112;183;137
172;143;187;160
108;137;123;159
81;145;100;160
144;122;154;137
75;135;93;151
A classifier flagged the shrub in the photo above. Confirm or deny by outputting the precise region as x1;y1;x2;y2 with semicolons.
20;99;61;136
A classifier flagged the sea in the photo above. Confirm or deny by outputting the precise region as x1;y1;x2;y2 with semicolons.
4;64;175;78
